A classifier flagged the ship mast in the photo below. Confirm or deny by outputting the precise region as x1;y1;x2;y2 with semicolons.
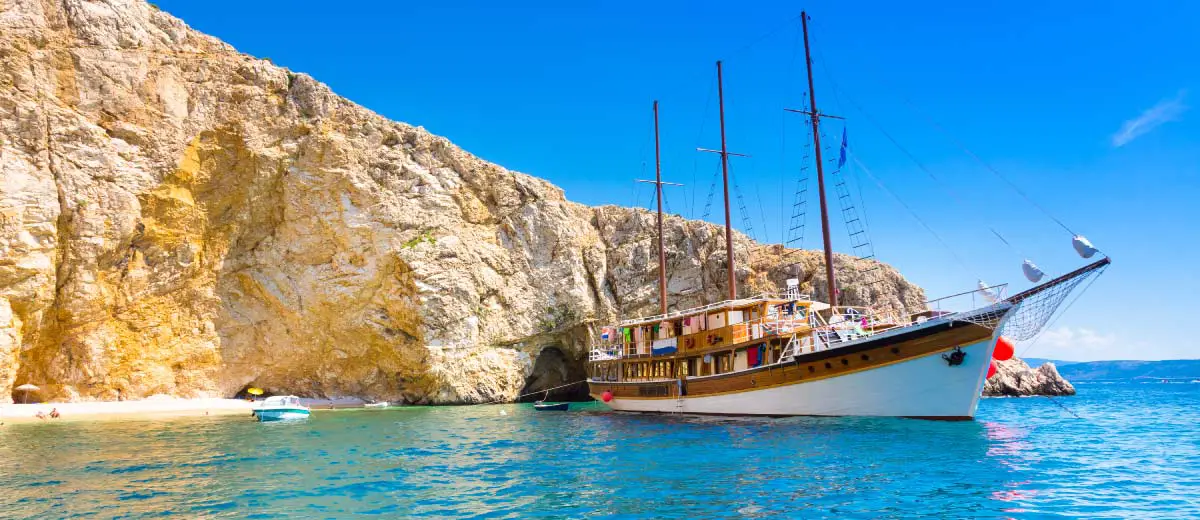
653;101;668;315
699;62;748;301
798;11;839;308
637;101;683;316
716;61;737;300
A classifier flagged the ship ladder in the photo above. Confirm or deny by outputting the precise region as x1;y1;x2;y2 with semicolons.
673;379;685;415
780;334;802;362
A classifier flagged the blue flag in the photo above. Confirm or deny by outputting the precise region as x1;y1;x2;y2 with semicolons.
838;127;848;168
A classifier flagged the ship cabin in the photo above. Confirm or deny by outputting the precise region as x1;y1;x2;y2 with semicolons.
587;293;909;386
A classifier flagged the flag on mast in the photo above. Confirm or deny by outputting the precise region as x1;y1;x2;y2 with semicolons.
838;127;848;168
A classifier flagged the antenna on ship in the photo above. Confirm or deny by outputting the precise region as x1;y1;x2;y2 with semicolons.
699;61;749;301
785;11;843;308
636;101;683;315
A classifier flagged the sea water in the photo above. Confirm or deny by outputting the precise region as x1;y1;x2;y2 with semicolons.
2;383;1198;518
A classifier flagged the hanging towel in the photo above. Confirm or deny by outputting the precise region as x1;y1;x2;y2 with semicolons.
747;346;759;367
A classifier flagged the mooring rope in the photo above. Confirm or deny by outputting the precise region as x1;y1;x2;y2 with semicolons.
475;379;589;406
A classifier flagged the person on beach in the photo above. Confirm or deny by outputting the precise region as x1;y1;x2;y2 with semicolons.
49;408;60;419
34;410;46;420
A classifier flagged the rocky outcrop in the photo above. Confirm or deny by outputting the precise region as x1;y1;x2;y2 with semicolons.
983;358;1076;397
0;0;926;404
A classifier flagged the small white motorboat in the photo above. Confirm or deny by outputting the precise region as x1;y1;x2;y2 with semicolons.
364;401;389;409
253;395;310;422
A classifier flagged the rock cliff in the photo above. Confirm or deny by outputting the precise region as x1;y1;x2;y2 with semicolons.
983;358;1076;397
0;0;926;404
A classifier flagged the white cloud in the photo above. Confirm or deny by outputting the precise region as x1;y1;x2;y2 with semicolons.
1021;326;1122;361
1111;90;1188;147
1037;326;1116;349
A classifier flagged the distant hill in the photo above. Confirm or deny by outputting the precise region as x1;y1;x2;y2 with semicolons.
1054;360;1200;381
1022;358;1080;368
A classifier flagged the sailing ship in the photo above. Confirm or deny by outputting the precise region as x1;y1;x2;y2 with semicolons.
585;12;1109;419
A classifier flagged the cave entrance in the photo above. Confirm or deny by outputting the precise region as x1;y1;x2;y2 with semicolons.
232;384;273;401
519;346;590;402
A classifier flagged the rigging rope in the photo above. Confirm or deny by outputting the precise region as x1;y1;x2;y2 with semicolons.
701;162;721;221
836;91;1024;259
731;164;757;242
899;97;1079;237
690;79;716;220
803;30;1026;261
851;154;976;277
822;127;883;288
475;380;589;406
807;16;1080;241
779;19;805;247
785;105;814;251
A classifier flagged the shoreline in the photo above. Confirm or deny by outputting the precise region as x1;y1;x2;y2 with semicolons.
0;396;393;424
0;398;255;424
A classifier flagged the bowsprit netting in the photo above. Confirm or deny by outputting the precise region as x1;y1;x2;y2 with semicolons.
946;258;1109;340
998;259;1108;341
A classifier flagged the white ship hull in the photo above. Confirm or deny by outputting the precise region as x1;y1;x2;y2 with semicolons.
604;337;995;419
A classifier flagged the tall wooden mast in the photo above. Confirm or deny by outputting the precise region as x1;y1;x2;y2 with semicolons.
717;61;737;301
638;102;683;315
653;100;668;315
699;62;748;301
800;11;838;308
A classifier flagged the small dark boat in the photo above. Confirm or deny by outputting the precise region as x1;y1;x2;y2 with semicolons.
533;391;569;411
534;401;569;411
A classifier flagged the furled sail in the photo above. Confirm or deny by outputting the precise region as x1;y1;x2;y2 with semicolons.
1072;235;1099;259
978;280;1001;303
1022;260;1045;283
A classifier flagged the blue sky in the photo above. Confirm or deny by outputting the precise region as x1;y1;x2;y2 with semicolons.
154;0;1199;361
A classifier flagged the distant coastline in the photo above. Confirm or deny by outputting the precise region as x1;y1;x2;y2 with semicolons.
1023;359;1200;381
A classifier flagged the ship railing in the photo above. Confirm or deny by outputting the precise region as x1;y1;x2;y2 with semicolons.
806;306;914;348
616;292;812;327
589;347;624;361
924;284;1009;316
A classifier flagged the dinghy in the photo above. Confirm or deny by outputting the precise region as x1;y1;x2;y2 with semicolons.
533;391;569;411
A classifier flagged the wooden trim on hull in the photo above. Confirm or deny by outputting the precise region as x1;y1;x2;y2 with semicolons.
588;320;993;403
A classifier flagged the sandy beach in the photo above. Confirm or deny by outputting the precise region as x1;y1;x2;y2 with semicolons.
0;397;255;424
0;396;383;424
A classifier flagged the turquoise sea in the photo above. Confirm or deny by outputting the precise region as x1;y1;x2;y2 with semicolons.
2;383;1198;518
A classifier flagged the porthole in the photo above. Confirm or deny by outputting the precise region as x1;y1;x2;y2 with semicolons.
824;362;832;369
891;347;899;355
861;354;870;361
841;358;849;366
808;366;815;373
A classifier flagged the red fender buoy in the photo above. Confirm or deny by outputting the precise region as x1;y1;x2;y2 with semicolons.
601;390;613;403
986;360;997;379
993;336;1015;361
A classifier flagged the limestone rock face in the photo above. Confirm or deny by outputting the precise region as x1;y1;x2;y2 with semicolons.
0;0;926;404
983;358;1076;397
